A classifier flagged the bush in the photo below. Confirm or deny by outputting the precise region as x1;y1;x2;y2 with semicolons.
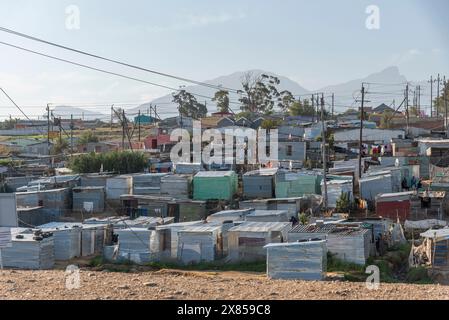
406;267;432;284
69;151;147;174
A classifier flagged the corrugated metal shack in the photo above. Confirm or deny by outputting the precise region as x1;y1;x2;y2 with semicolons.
264;240;327;280
17;207;48;227
72;186;105;213
227;222;292;262
375;192;413;221
152;221;205;260
289;223;372;265
275;171;322;198
38;222;82;260
177;200;207;222
120;194;177;218
366;167;402;193
80;174;113;188
174;162;202;174
114;228;155;264
15;188;71;219
160;174;193;199
193;171;238;201
5;176;37;192
132;173;171;195
242;169;278;199
359;174;393;202
327;226;372;265
177;224;226;264
106;175;133;200
411;191;449;220
245;210;290;222
1;229;54;269
240;196;322;218
207;209;254;223
324;178;353;208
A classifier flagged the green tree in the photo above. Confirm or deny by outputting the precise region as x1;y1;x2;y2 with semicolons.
380;110;394;129
260;119;281;130
78;131;99;145
238;72;294;115
212;90;230;113
435;81;449;116
51;139;69;155
289;99;315;116
172;90;207;119
336;192;351;213
69;151;147;174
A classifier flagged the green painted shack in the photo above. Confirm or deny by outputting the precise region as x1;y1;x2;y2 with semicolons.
193;171;238;201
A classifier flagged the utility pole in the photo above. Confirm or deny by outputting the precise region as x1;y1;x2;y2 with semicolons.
417;85;421;116
358;85;365;179
332;93;335;118
311;94;315;122
429;76;435;117
437;74;441;117
316;95;320;121
445;78;448;136
46;104;50;154
122;109;126;150
110;105;114;131
138;110;141;142
405;83;410;136
320;94;328;211
70;114;74;156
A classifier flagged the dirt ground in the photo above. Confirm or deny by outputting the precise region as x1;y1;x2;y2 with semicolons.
1;269;448;300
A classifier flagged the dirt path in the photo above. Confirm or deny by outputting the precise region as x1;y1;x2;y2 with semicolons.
1;269;448;300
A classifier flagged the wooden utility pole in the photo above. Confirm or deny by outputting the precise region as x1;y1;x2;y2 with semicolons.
437;74;441;117
332;93;335;118
429;76;435;117
321;94;328;211
405;83;410;136
358;85;365;179
70;114;74;156
46;104;50;154
138;110;141;142
445;78;448;136
311;94;315;123
122;109;126;150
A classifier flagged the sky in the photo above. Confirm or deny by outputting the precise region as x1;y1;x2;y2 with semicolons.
0;0;448;118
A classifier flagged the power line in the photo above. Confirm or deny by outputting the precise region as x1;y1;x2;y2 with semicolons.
0;26;240;94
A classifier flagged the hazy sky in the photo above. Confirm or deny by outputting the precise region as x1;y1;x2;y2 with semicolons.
0;0;448;118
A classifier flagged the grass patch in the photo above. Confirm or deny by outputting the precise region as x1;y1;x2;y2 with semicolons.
406;267;433;284
146;260;266;273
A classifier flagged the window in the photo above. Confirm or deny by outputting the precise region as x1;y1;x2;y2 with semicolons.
287;145;293;156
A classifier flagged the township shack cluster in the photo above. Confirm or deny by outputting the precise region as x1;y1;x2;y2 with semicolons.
4;116;449;282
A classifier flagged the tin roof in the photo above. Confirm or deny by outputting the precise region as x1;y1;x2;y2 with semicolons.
289;224;336;234
229;221;291;233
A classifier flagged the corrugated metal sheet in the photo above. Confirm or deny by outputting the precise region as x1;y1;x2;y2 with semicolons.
324;179;353;208
177;225;223;264
207;209;254;223
106;176;132;200
243;170;276;199
275;172;322;198
80;174;112;187
133;173;171;195
174;163;202;174
1;232;54;269
227;222;292;262
193;171;238;201
72;186;105;213
327;228;371;265
359;174;393;201
160;174;192;199
245;210;290;222
38;222;82;260
265;241;327;280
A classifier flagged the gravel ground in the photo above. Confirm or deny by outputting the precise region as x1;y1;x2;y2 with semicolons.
1;269;448;300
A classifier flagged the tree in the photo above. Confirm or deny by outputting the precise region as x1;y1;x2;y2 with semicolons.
260;119;281;130
212;90;230;113
336;192;351;213
172;90;207;119
289;99;315;116
380;110;394;129
69;151;147;174
238;72;294;115
435;81;449;116
51;139;69;155
78;131;99;145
